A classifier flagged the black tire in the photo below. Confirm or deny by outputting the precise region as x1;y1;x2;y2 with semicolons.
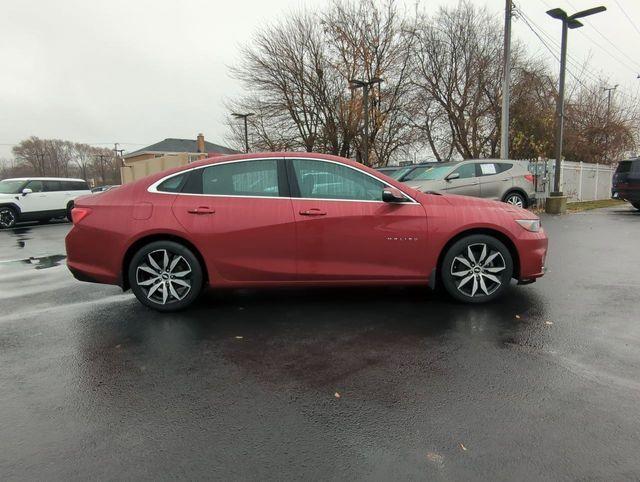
128;240;203;312
441;234;514;304
632;202;640;211
66;202;74;222
503;191;527;208
0;206;18;229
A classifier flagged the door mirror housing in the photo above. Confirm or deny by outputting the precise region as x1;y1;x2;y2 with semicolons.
445;172;460;181
382;187;408;203
21;188;33;196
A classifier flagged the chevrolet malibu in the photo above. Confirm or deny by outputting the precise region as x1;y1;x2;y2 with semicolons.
66;153;547;312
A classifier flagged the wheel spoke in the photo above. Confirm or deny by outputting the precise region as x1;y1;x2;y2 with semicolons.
147;281;162;299
148;253;161;271
172;278;190;288
458;274;474;289
479;244;487;263
162;250;169;270
454;256;471;268
482;252;500;267
172;269;191;278
169;255;182;273
470;276;478;296
139;264;159;276
168;282;181;300
484;266;506;273
452;270;470;277
138;277;159;286
161;283;168;304
467;246;476;264
479;275;490;295
482;272;501;284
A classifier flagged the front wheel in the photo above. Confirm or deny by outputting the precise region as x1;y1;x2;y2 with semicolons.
128;241;203;312
441;234;514;303
0;207;17;229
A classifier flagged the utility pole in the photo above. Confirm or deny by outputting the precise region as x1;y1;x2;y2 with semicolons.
545;5;606;213
113;143;124;165
603;85;618;164
500;0;512;160
95;154;110;184
350;78;383;166
232;113;254;153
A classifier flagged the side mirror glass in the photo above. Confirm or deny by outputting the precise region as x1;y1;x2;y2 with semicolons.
382;187;407;203
22;188;33;196
445;172;460;181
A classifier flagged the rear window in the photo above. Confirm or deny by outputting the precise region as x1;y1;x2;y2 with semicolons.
65;181;89;190
616;161;632;174
157;173;187;192
44;180;62;192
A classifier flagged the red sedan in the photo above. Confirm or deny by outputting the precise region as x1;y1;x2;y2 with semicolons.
66;153;547;311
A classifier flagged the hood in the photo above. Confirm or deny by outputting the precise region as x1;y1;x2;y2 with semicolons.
405;179;446;191
440;193;538;219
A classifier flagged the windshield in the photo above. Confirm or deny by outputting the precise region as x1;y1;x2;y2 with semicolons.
390;166;415;180
411;165;454;181
0;180;26;194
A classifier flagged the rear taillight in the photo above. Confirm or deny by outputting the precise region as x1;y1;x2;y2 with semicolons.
524;174;534;183
71;207;92;224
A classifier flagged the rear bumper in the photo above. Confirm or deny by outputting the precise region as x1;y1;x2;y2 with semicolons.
612;188;640;202
65;225;122;286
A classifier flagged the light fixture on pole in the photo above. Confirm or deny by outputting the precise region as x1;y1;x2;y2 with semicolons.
545;5;606;214
349;77;383;165
232;112;254;153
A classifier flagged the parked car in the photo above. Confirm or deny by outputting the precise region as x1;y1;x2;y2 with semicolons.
0;177;91;229
375;166;401;176
389;162;438;182
402;160;535;208
66;153;547;311
612;158;640;210
91;185;120;193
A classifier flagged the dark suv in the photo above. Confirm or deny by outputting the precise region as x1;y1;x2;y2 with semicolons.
612;159;640;210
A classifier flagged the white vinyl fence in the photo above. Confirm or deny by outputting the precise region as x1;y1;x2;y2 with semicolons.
524;159;615;206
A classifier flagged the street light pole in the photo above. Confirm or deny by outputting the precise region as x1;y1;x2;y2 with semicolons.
232;113;254;153
603;85;618;164
349;78;383;165
500;0;513;160
545;5;606;212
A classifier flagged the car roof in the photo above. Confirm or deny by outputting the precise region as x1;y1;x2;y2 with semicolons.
2;177;87;182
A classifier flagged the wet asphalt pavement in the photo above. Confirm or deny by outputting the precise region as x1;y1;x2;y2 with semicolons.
1;206;639;481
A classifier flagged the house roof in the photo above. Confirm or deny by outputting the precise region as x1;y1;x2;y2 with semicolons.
124;138;239;159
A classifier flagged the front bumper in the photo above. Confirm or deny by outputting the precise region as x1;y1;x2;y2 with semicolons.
516;230;548;282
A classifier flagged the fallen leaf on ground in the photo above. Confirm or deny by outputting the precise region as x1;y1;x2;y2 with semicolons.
545;321;554;325
458;443;467;451
235;336;244;340
426;452;444;465
515;315;521;319
334;392;341;398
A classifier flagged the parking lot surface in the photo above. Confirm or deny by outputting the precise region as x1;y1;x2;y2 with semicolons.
1;206;639;480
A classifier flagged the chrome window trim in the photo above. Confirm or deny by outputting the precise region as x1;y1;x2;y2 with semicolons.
147;156;420;204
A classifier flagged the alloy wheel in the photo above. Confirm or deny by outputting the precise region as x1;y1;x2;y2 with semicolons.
506;194;524;208
135;249;192;305
0;208;16;229
450;243;507;297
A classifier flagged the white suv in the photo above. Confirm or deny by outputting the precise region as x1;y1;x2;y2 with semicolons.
0;177;91;229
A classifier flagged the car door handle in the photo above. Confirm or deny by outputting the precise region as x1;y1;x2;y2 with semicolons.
501;178;510;181
299;209;327;216
187;207;215;215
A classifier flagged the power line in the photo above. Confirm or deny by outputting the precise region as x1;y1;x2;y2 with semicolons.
613;0;640;41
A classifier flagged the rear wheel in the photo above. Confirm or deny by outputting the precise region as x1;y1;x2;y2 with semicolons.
441;234;514;303
0;207;17;229
66;202;74;222
504;192;526;208
128;241;203;312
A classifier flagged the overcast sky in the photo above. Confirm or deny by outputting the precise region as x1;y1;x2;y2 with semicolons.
1;0;639;160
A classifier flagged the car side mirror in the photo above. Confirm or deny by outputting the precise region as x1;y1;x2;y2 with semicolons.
445;172;460;181
22;188;33;196
382;187;408;203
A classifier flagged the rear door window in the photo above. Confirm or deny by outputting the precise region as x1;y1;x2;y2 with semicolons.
453;163;478;179
201;160;280;197
44;180;62;192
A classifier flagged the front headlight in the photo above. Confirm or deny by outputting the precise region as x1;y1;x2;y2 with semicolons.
515;219;540;232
